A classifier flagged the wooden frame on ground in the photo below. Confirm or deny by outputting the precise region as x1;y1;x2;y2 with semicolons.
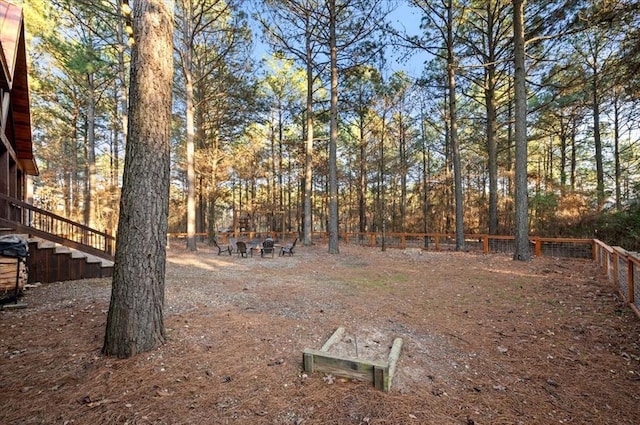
302;326;403;392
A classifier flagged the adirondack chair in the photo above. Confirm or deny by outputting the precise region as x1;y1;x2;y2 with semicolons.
212;239;231;255
235;241;248;258
261;238;275;258
280;238;297;256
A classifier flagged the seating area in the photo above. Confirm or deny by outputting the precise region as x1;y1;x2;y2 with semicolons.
214;235;298;259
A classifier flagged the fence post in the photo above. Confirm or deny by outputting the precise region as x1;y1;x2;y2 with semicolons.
483;236;489;254
612;250;619;289
434;235;440;251
534;238;542;257
401;234;406;249
628;256;634;304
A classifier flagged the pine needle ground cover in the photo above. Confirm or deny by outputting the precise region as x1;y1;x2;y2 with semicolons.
2;244;640;424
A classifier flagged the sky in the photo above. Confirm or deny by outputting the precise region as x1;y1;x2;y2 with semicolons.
248;2;429;80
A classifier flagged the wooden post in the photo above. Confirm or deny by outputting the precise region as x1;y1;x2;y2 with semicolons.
434;235;440;251
387;338;403;391
483;235;489;254
534;238;542;257
303;351;315;373
628;257;634;304
401;234;406;249
612;249;619;289
373;366;385;391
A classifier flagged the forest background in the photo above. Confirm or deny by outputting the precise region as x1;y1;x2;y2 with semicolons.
16;0;640;251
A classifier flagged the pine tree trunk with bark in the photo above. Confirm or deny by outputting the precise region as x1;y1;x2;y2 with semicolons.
103;0;174;358
513;0;531;261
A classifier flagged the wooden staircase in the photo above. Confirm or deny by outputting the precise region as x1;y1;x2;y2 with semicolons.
0;193;115;284
26;238;113;284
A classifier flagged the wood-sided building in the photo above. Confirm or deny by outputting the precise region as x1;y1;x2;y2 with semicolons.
0;0;37;208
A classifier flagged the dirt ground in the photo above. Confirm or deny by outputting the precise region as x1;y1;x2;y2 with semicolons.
2;242;640;425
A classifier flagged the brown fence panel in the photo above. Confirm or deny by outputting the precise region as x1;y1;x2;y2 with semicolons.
593;240;639;319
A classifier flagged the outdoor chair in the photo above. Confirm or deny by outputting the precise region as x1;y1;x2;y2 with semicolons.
280;237;297;256
236;241;248;258
212;239;231;255
261;238;275;258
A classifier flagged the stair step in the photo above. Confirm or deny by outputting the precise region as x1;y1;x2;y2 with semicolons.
25;237;114;284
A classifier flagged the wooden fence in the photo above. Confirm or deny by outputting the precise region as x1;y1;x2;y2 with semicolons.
593;239;640;319
309;232;594;259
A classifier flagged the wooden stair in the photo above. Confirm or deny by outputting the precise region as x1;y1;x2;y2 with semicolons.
26;238;114;284
0;193;116;284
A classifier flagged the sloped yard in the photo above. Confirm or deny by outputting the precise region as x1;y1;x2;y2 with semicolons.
1;243;640;424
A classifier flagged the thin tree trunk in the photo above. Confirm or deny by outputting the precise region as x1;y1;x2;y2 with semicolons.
486;64;498;235
592;72;605;209
303;46;314;245
183;3;197;252
559;114;567;195
86;72;96;228
358;116;367;235
613;91;621;210
399;111;407;232
447;0;464;251
327;0;339;254
513;0;530;261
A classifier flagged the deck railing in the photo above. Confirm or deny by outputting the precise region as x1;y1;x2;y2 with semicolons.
0;193;115;260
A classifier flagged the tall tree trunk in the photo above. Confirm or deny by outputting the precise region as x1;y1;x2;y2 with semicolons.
327;0;339;254
358;115;367;235
559;114;567;195
399;111;407;232
613;90;621;210
303;33;314;246
513;0;530;261
183;3;197;252
592;72;605;209
85;72;97;228
447;0;465;250
420;103;430;247
380;109;386;251
486;63;498;235
570;122;576;191
483;0;500;235
103;0;174;358
115;16;128;229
